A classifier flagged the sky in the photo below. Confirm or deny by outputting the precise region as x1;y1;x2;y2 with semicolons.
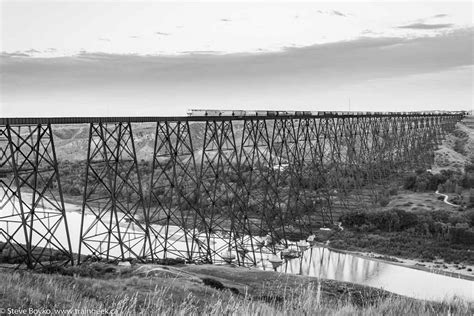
0;1;473;117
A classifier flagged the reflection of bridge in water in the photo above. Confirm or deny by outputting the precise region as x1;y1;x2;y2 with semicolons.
280;247;474;302
282;247;381;283
0;111;465;268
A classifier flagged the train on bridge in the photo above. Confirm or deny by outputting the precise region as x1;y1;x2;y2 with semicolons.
186;109;468;118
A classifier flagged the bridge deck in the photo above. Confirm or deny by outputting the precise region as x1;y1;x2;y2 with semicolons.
0;111;466;125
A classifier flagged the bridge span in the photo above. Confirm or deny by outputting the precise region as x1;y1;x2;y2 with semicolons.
0;111;465;268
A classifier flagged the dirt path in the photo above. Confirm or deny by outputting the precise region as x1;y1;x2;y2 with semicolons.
435;190;459;207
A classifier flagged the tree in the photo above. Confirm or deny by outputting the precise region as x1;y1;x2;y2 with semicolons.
469;189;474;207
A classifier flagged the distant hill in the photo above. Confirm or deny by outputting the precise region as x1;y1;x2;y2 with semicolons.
51;117;473;168
433;116;474;173
51;121;245;162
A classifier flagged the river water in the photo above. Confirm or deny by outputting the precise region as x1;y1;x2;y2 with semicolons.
278;246;473;302
1;199;472;302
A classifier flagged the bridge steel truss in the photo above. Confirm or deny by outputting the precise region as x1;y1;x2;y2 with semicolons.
0;112;464;268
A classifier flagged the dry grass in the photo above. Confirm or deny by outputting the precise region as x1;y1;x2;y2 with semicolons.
0;265;472;315
385;191;458;212
434;117;474;173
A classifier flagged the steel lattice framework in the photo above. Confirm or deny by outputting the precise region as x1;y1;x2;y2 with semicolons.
0;112;465;268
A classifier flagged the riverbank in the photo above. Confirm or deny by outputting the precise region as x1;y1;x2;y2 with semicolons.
329;188;474;280
0;263;472;315
325;228;474;281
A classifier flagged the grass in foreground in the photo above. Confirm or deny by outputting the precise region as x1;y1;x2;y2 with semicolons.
0;264;472;315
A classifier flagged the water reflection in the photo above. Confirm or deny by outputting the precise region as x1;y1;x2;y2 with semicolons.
280;247;474;302
281;247;381;283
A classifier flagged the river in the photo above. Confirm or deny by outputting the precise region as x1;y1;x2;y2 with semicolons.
0;199;472;302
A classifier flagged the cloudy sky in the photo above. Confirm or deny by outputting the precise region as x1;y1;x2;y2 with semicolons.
0;1;473;117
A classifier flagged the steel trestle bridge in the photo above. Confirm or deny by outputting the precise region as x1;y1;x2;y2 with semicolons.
0;111;465;268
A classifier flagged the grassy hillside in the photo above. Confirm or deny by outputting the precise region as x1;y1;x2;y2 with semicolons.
1;264;472;315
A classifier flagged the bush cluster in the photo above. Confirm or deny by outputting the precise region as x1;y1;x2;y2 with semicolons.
403;169;455;192
461;163;474;189
340;209;474;245
404;165;474;194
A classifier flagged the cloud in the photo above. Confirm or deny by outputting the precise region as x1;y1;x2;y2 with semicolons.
1;51;30;57
1;29;472;116
397;23;453;30
433;14;448;18
178;50;222;55
2;28;472;94
155;32;170;36
316;10;347;17
25;49;40;54
331;10;346;17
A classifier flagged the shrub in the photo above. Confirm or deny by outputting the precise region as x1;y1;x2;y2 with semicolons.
403;175;417;190
202;278;225;290
340;209;419;233
340;212;368;227
465;163;474;173
453;138;466;155
469;189;474;207
379;195;390;207
341;208;474;242
449;226;474;245
404;171;446;192
388;187;398;196
394;209;419;230
449;195;463;205
461;174;474;188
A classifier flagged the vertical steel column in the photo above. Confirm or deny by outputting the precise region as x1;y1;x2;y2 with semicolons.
239;119;278;254
79;122;149;263
1;124;73;268
198;119;243;263
148;120;207;262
